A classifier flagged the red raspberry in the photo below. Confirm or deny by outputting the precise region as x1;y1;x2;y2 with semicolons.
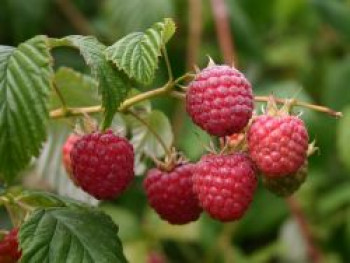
62;134;80;175
71;130;134;200
144;164;202;224
186;65;253;136
147;252;167;263
0;228;21;263
193;153;257;222
247;115;308;177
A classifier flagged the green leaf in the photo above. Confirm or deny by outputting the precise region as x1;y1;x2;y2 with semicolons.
16;190;89;209
337;106;350;172
105;18;176;84
0;36;53;182
55;36;131;128
51;67;100;109
19;208;127;263
128;110;173;158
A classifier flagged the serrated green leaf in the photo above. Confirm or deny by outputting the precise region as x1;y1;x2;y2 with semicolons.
0;36;53;182
337;106;350;172
51;67;99;109
128;110;173;158
19;208;127;263
16;190;88;209
55;36;131;128
105;18;176;84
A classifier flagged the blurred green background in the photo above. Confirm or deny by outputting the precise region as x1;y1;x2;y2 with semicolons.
1;0;350;262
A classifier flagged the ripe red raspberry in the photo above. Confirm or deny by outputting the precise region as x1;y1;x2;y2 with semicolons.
71;130;134;200
144;164;202;224
193;153;257;222
262;161;308;197
62;134;80;175
186;65;253;136
0;228;21;263
247;115;308;177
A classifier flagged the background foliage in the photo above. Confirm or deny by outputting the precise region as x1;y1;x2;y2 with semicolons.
0;0;349;262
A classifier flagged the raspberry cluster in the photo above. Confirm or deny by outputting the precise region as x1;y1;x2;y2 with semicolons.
0;228;21;263
63;62;311;225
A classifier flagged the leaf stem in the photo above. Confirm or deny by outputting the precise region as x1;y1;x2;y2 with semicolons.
255;96;342;118
52;82;68;111
162;46;173;81
127;110;172;157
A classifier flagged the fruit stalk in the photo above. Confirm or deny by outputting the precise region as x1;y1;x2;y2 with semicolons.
286;197;323;263
255;96;342;118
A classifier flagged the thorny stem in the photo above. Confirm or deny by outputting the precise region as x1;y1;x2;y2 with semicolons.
127;110;172;157
286;197;323;263
50;91;342;119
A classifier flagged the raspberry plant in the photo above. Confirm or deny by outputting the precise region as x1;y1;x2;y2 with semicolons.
0;18;342;262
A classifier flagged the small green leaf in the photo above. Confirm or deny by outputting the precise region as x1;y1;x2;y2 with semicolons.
0;36;53;182
55;36;131;128
105;18;176;84
337;106;350;172
128;110;173;158
51;67;99;108
16;190;88;209
19;208;128;263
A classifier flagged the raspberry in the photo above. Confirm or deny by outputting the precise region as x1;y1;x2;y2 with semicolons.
62;134;80;175
147;252;167;263
71;130;134;200
0;228;21;263
144;164;202;224
247;115;308;177
186;65;253;136
193;153;257;222
262;161;308;197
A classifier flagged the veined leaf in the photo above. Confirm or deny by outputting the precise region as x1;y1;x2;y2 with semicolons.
19;208;128;263
0;36;53;182
105;18;176;85
51;67;100;109
55;36;131;128
128;110;173;158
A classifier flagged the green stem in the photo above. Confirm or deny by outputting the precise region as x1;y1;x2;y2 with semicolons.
162;46;173;81
52;82;68;111
127;110;172;157
119;81;173;112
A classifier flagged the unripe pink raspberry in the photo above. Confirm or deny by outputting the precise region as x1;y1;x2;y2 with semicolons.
262;161;308;197
71;130;134;200
62;134;80;175
144;164;202;225
193;153;257;222
247;115;308;177
186;65;253;136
